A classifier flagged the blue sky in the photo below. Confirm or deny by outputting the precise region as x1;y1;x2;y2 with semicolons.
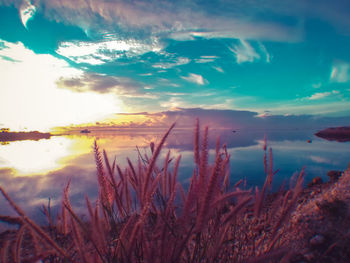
1;0;350;130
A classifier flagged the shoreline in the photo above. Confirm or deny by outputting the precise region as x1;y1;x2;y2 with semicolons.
0;131;52;142
315;127;350;142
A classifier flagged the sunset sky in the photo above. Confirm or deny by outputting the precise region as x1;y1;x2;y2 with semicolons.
1;0;350;131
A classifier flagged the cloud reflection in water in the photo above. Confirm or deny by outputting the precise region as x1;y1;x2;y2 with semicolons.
1;129;350;230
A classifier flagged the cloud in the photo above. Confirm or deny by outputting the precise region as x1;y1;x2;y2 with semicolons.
8;0;303;43
107;107;350;131
19;0;36;29
258;42;271;63
308;92;331;100
56;36;163;65
164;92;186;96
113;108;260;129
152;56;190;69
7;0;350;43
160;97;184;109
56;72;148;97
229;40;270;64
0;41;6;49
229;40;260;64
181;73;207;85
158;93;236;112
310;156;332;164
0;163;99;225
213;66;224;73
157;78;180;87
306;90;339;100
194;56;218;64
330;62;350;83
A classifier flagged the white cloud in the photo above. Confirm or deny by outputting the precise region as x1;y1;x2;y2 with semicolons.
152;57;190;69
213;66;224;73
308;92;332;100
229;40;259;64
164;92;186;96
229;40;270;64
258;42;271;63
159;96;234;110
160;97;185;109
19;0;36;29
194;56;218;64
307;90;339;100
310;156;332;164
181;73;207;85
56;37;163;65
330;62;350;83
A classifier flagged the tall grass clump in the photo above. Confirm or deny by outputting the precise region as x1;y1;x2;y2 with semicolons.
0;120;305;262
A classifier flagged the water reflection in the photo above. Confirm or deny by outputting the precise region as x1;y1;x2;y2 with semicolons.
0;128;350;229
0;137;73;175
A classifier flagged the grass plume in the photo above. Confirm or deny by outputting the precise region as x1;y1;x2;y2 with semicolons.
0;121;313;262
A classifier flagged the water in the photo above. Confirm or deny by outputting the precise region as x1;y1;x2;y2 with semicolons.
0;127;349;228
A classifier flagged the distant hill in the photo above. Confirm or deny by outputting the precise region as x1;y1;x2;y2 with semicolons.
315;127;350;142
0;131;51;142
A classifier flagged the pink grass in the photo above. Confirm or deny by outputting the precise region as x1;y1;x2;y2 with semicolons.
0;121;307;262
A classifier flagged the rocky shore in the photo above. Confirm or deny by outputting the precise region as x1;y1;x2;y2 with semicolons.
283;166;350;262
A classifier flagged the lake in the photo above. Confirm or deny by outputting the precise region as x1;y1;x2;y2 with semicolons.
1;127;349;228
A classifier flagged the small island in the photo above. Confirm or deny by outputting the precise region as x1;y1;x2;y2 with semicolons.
315;126;350;142
0;130;52;142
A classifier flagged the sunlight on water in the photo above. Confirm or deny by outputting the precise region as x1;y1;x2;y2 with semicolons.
0;132;160;176
0;136;94;176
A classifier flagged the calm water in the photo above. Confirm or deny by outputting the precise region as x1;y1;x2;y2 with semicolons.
1;128;349;227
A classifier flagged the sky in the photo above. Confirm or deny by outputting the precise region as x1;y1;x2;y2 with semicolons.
1;0;350;131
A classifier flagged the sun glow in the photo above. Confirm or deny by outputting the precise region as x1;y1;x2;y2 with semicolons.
0;135;98;176
0;41;123;131
0;133;156;176
0;137;72;175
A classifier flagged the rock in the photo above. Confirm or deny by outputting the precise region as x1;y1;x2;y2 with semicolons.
307;176;323;187
327;170;342;182
309;234;325;246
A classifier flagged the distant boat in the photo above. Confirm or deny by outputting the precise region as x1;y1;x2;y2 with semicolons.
80;129;91;134
307;139;312;143
232;130;237;133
